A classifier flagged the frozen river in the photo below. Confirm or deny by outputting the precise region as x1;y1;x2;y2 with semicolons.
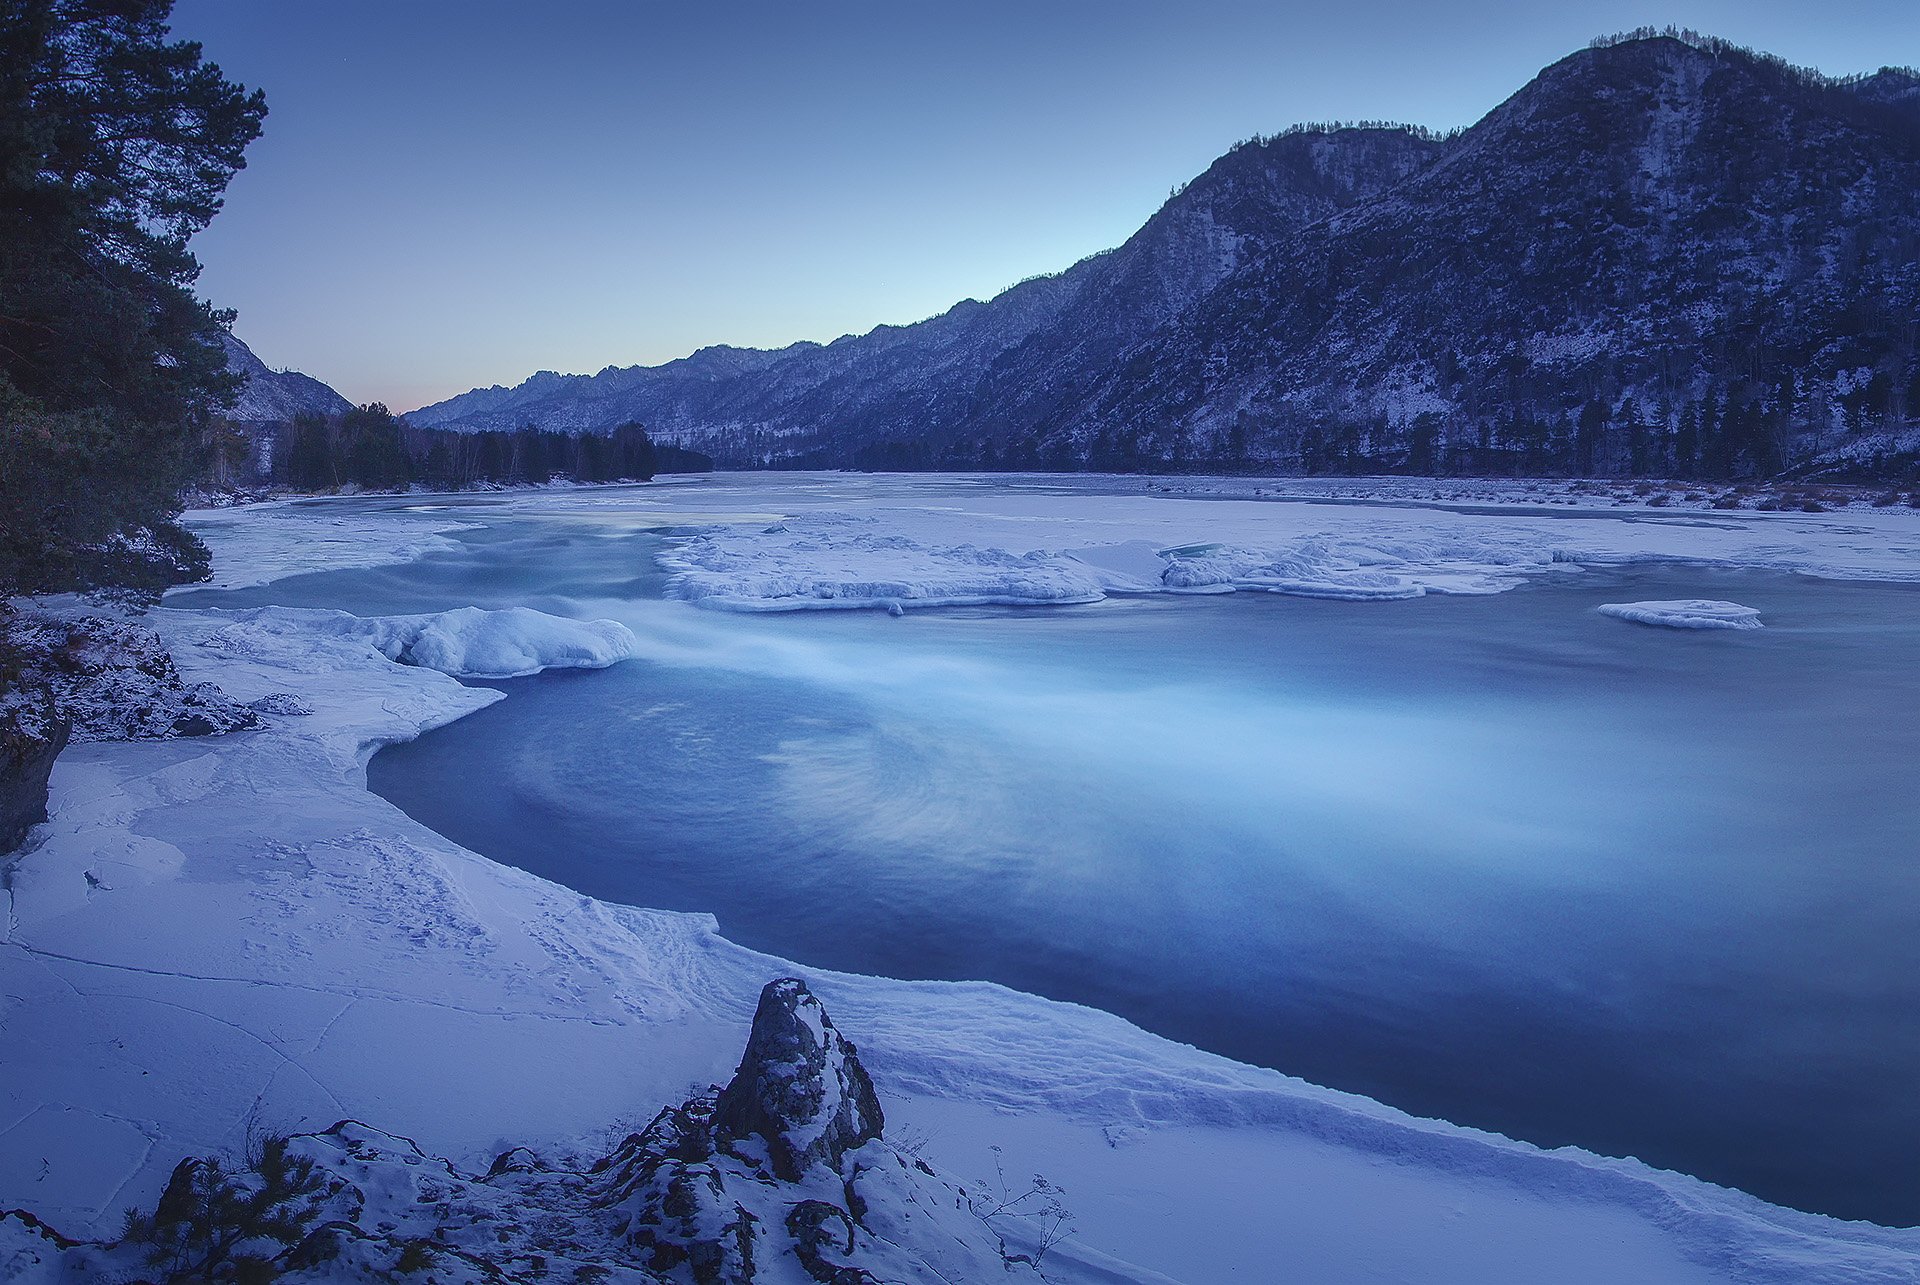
175;475;1920;1224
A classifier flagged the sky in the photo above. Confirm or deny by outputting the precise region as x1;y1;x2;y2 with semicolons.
170;1;1920;412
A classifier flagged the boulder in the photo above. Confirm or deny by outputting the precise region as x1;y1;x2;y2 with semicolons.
712;978;885;1182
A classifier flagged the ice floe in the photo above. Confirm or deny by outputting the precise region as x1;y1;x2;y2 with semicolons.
632;476;1920;612
658;516;1109;611
203;605;638;679
1598;600;1765;630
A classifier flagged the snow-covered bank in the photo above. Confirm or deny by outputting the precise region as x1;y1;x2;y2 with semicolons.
8;480;1920;1282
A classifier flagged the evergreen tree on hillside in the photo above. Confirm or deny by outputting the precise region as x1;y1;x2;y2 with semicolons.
340;403;409;489
0;0;264;598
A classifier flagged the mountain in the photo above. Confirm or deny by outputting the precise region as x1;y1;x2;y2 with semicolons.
410;125;1438;461
219;333;352;425
409;33;1920;480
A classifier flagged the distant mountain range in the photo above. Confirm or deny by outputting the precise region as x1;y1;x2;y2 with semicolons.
404;32;1920;480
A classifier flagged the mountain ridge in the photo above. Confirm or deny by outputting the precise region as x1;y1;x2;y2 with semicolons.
219;333;352;425
407;32;1920;480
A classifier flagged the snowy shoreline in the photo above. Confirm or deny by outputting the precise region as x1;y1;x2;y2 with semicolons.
6;482;1920;1281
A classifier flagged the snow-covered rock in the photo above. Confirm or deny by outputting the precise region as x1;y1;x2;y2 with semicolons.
710;977;885;1182
359;606;639;678
600;978;1030;1283
0;611;257;854
4;613;257;742
1597;599;1764;630
1;980;1036;1284
1158;536;1541;599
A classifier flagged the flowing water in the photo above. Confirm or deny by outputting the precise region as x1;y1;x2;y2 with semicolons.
175;481;1920;1224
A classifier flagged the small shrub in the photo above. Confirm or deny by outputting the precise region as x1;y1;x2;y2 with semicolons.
396;1238;436;1273
969;1145;1075;1269
120;1136;336;1283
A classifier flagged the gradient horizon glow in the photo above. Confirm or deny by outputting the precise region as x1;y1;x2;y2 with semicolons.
171;0;1920;411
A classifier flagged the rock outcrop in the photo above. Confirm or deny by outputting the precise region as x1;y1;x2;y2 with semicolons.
0;683;66;854
0;611;257;855
0;979;1045;1283
5;614;257;743
712;976;885;1181
598;978;1005;1284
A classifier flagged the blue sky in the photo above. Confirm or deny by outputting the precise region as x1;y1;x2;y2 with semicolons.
170;1;1920;410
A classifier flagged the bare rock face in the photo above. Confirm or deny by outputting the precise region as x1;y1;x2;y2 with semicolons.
712;977;885;1182
0;684;66;854
602;979;893;1282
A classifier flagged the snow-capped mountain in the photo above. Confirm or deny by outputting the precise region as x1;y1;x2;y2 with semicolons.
219;332;352;425
408;33;1920;478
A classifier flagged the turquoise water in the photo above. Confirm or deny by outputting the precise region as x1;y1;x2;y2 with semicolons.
178;486;1920;1224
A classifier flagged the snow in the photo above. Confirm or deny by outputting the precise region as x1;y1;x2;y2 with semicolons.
1157;536;1533;598
623;473;1920;612
205;605;640;679
180;498;476;590
7;477;1920;1282
659;515;1110;611
1599;599;1765;630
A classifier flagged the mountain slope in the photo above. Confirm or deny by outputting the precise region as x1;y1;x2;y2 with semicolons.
1066;35;1920;477
220;333;352;425
410;34;1920;479
408;126;1437;456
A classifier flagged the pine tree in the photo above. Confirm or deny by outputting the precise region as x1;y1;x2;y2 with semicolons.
0;0;265;598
